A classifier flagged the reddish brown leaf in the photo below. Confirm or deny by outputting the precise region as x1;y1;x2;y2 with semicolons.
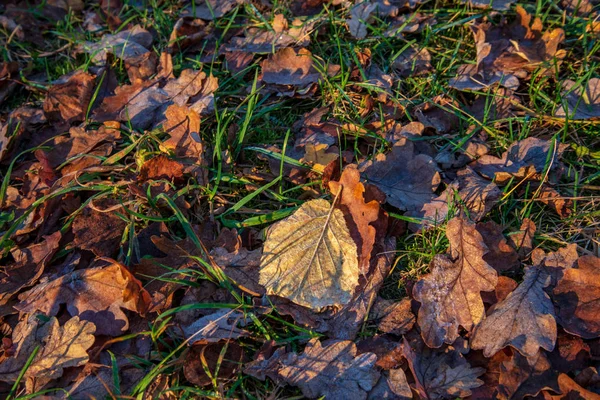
43;71;96;123
509;218;536;259
370;297;415;336
72;199;127;257
138;155;184;183
498;350;560;399
15;261;150;336
329;165;380;272
413;217;498;347
553;255;600;339
184;340;245;386
476;221;520;273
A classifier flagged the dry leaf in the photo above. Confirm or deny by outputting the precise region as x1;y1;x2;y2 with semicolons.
329;165;380;272
259;198;359;311
362;138;441;212
460;0;514;10
368;369;413;399
471;266;557;358
72;199;127;257
43;71;96;123
545;373;600;400
476;221;520;273
278;339;380;400
181;308;250;344
498;349;560;399
0;231;61;305
138;155;185;183
370;297;415;336
0;315;95;383
471;137;567;185
402;336;485;399
413;217;498;347
16;261;150;336
184;340;245;387
556;78;600;120
182;0;244;20
392;47;432;77
260;47;338;88
509;218;536;259
553;255;600;339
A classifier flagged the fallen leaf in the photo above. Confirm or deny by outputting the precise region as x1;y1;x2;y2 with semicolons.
537;185;572;218
476;221;520;273
498;349;560;399
471;266;557;357
402;336;485;399
368;368;413;399
553;255;600;339
347;2;378;39
413;217;498;347
392;47;432;77
0;315;95;383
278;339;380;400
329;165;380;272
370;297;415;336
508;218;536;259
138;154;185;183
548;332;591;372
181;308;250;344
260;47;338;88
556;78;600;120
362;138;441;212
72;199;127;257
184;340;245;386
43;71;96;123
356;335;404;370
460;0;514;10
259;198;359;311
471;137;567;185
0;231;61;305
16;261;150;336
163;69;217;111
481;275;519;305
545;373;600;400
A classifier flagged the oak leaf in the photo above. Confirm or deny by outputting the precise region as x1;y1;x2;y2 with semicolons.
43;71;96;123
471;266;557;357
15;261;150;336
278;339;380;400
413;217;498;347
259;198;359;311
498;350;559;399
402;337;485;399
0;315;95;383
553;255;600;339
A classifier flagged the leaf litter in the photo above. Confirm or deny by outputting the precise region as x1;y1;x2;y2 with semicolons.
0;0;598;398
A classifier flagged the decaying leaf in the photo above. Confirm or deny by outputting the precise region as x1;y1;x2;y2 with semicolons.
72;199;127;257
43;71;96;123
553;255;600;339
556;78;600;120
471;266;557;357
278;339;381;400
15;261;150;336
498;349;560;399
402;336;485;399
476;221;520;273
184;340;246;387
181;308;250;344
0;231;61;305
370;297;415;336
0;315;95;383
329;165;380;272
413;217;498;347
471;137;567;185
259;198;359;311
362;138;441;212
182;0;244;20
368;368;413;400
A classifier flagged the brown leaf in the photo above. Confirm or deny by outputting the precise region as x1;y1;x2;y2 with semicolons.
184;340;245;387
471;137;567;185
225;14;316;53
413;217;498;347
509;218;536;259
329;165;380;272
181;309;250;344
362;138;441;212
548;332;591;372
356;335;405;370
72;199;127;257
0;315;95;383
537;185;573;218
368;369;413;399
260;47;339;89
553;255;600;339
402;336;485;399
471;266;557;358
43;71;96;123
138;155;184;183
556;78;600;120
0;231;61;305
544;373;600;400
392;47;432;77
482;275;519;305
476;221;520;273
277;339;381;400
498;349;560;399
460;0;514;10
370;297;415;336
93;82;170;130
15;261;150;336
163;69;217;112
